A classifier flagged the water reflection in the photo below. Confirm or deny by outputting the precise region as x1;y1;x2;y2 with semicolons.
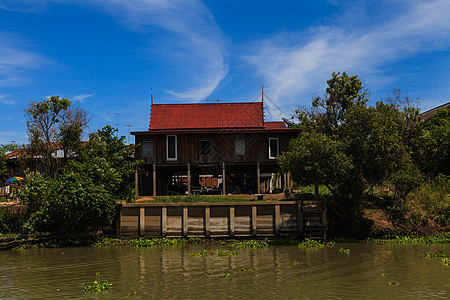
0;243;449;299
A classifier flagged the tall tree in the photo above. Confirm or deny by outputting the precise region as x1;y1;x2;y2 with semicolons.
280;72;414;228
25;96;90;176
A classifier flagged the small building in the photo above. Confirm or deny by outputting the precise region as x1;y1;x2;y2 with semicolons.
132;98;300;196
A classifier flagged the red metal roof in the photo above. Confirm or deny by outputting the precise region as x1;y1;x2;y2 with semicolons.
265;121;286;129
150;102;265;130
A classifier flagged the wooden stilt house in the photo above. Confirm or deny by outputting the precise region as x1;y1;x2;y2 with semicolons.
132;97;300;196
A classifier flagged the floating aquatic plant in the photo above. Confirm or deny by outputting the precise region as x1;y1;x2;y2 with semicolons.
387;281;400;286
84;280;113;292
298;238;335;248
229;240;268;249
424;251;447;258
338;248;350;254
214;250;238;256
440;258;449;266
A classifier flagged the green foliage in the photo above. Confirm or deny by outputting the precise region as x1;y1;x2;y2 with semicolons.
84;280;113;292
228;240;268;249
0;210;27;234
298;238;335;248
370;233;450;244
25;96;89;176
410;106;450;175
387;176;449;233
280;72;419;229
20;126;140;233
424;251;446;258
128;237;188;247
214;249;238;256
338;247;350;254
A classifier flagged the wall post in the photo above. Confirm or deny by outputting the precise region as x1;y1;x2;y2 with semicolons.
187;163;191;195
153;164;157;197
257;162;261;194
222;162;226;195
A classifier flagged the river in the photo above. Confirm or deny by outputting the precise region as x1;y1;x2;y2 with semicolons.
1;242;448;299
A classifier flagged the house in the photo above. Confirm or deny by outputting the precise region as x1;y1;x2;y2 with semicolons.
131;97;300;196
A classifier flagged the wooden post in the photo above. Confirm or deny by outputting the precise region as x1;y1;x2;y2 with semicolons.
252;205;257;235
161;206;167;236
298;201;303;235
229;206;235;236
275;204;280;235
322;200;327;240
183;206;188;236
257;162;261;194
205;206;210;236
135;168;139;199
118;204;123;238
222;162;226;195
139;207;145;236
187;163;191;195
153;164;157;197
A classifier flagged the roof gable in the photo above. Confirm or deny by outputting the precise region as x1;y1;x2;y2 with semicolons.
150;102;265;130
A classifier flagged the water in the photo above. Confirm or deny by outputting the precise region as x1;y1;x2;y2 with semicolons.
1;243;449;299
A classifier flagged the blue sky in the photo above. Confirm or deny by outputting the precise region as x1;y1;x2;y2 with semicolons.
1;0;449;144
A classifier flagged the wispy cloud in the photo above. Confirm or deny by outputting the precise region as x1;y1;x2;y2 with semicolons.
84;0;228;101
73;94;95;102
0;94;15;105
0;32;48;87
245;0;450;118
1;0;228;101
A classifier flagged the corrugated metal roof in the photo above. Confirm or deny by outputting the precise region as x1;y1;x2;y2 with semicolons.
265;121;286;129
150;102;265;130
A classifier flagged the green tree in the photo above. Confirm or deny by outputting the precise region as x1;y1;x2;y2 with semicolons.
280;72;414;227
410;105;450;175
25;96;90;176
21;126;140;233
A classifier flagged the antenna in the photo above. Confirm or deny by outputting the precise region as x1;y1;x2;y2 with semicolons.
119;124;133;144
107;112;126;132
262;85;265;124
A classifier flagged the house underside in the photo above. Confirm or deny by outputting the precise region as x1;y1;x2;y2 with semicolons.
136;161;293;196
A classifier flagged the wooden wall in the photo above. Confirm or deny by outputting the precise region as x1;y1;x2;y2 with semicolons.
135;131;298;165
119;201;326;239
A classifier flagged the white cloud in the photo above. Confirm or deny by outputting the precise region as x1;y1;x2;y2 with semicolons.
0;94;15;105
0;33;48;87
1;0;228;101
73;94;95;102
83;0;228;101
245;0;450;118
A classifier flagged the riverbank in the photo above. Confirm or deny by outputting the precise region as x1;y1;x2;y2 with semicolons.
2;232;449;251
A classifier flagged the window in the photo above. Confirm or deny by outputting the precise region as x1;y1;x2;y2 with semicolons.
268;137;279;159
235;134;245;155
200;135;211;155
143;140;153;157
166;135;177;160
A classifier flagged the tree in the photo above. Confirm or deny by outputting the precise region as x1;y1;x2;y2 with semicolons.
280;72;414;227
25;96;90;176
21;126;140;233
410;106;450;176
